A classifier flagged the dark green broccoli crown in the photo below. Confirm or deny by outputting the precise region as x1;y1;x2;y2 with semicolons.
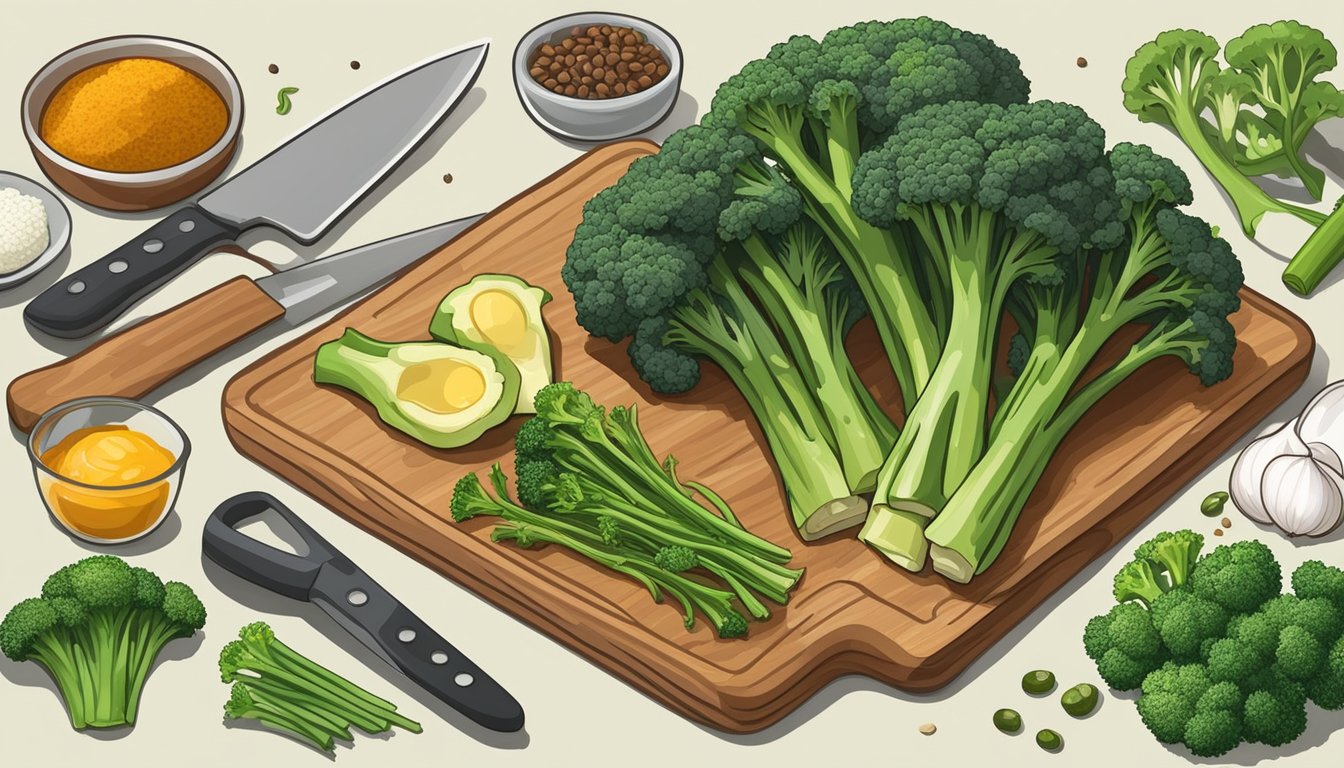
563;124;751;345
852;100;1121;255
717;164;802;242
1085;604;1169;690
1006;333;1032;378
1197;680;1245;713
1191;539;1281;614
628;316;702;394
1206;635;1263;683
1148;209;1244;386
1285;597;1344;643
1108;142;1194;211
0;598;60;660
161;581;207;632
816;17;1030;136
655;545;698;573
47;597;87;629
1121;29;1222;124
1292;560;1344;605
709;36;820;131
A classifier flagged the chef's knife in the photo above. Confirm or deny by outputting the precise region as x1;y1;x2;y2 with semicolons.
7;215;481;433
203;491;525;732
25;40;489;339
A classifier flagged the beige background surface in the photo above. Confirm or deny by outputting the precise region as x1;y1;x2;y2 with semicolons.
1;0;1342;765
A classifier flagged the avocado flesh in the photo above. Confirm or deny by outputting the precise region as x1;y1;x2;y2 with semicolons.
313;328;520;449
430;274;553;414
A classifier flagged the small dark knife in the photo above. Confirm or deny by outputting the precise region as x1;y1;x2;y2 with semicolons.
203;491;525;732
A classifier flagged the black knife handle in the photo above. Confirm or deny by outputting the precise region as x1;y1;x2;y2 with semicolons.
203;491;344;601
25;206;242;338
310;563;526;733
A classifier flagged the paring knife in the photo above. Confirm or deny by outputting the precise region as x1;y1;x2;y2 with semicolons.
6;215;482;433
25;40;489;339
203;491;525;732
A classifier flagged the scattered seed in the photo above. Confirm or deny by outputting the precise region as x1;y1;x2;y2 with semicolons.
275;86;299;116
1214;528;1225;537
919;722;937;735
1076;56;1088;68
350;60;361;70
1201;491;1229;516
1036;728;1064;752
1221;516;1232;528
442;173;454;184
268;63;279;74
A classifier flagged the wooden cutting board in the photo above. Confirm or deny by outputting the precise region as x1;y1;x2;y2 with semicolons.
223;140;1314;733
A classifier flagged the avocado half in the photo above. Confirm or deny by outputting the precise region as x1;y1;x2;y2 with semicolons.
313;328;521;449
429;274;553;414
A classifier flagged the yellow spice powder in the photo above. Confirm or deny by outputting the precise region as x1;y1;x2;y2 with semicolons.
41;57;228;173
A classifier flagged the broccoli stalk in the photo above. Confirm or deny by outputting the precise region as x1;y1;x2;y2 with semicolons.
1283;197;1344;296
0;556;206;730
565;125;895;535
1121;29;1327;237
849;100;1123;568
924;145;1242;582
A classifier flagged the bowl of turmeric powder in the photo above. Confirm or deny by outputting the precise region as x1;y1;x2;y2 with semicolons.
21;36;243;211
28;397;190;544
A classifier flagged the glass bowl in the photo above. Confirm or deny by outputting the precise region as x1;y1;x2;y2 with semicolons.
28;397;190;544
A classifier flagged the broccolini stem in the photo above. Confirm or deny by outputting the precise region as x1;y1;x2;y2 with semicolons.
267;637;398;713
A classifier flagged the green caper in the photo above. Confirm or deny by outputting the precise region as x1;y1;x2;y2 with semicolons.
993;708;1022;733
1061;683;1100;717
1036;728;1064;751
1201;491;1229;517
1022;669;1057;695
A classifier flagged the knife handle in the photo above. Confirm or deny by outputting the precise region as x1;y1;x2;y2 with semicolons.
24;206;243;338
8;278;284;433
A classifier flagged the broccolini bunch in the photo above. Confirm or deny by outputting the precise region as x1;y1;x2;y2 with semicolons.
452;382;803;638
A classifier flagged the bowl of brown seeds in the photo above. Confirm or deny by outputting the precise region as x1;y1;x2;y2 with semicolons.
513;12;682;141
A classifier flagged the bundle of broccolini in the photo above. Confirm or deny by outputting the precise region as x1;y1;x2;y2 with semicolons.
220;622;420;752
451;382;803;638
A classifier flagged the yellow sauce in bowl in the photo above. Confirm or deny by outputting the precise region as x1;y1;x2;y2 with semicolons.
39;424;177;540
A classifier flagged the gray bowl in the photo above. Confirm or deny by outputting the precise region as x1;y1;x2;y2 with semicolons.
513;13;682;142
0;172;71;290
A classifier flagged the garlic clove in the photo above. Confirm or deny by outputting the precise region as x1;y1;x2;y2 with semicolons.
1309;442;1344;477
1306;457;1344;537
1260;453;1343;537
1231;421;1310;524
1297;380;1344;460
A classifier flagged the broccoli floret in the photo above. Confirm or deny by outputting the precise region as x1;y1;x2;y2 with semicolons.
1292;560;1344;606
1243;679;1308;746
0;556;206;729
1138;662;1212;743
1135;529;1204;588
1152;590;1229;660
1191;540;1282;613
655;545;698;573
1083;602;1167;690
1114;559;1166;607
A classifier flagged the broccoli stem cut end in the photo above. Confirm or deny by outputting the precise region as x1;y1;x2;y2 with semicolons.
859;507;930;572
797;495;870;541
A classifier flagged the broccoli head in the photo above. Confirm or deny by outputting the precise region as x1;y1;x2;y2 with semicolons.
1292;560;1344;607
1135;529;1204;589
1151;590;1229;661
1190;539;1281;613
0;556;205;729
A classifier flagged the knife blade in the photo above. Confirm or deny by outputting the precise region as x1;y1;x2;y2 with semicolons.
7;215;482;433
24;40;489;339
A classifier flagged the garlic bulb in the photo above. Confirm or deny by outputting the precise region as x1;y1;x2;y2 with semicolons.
1230;380;1344;538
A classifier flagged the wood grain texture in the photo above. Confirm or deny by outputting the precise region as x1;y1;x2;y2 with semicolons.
222;141;1315;733
9;277;285;432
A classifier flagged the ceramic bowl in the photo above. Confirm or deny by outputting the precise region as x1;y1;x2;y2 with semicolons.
21;35;244;212
0;172;71;290
29;397;191;544
513;13;682;142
